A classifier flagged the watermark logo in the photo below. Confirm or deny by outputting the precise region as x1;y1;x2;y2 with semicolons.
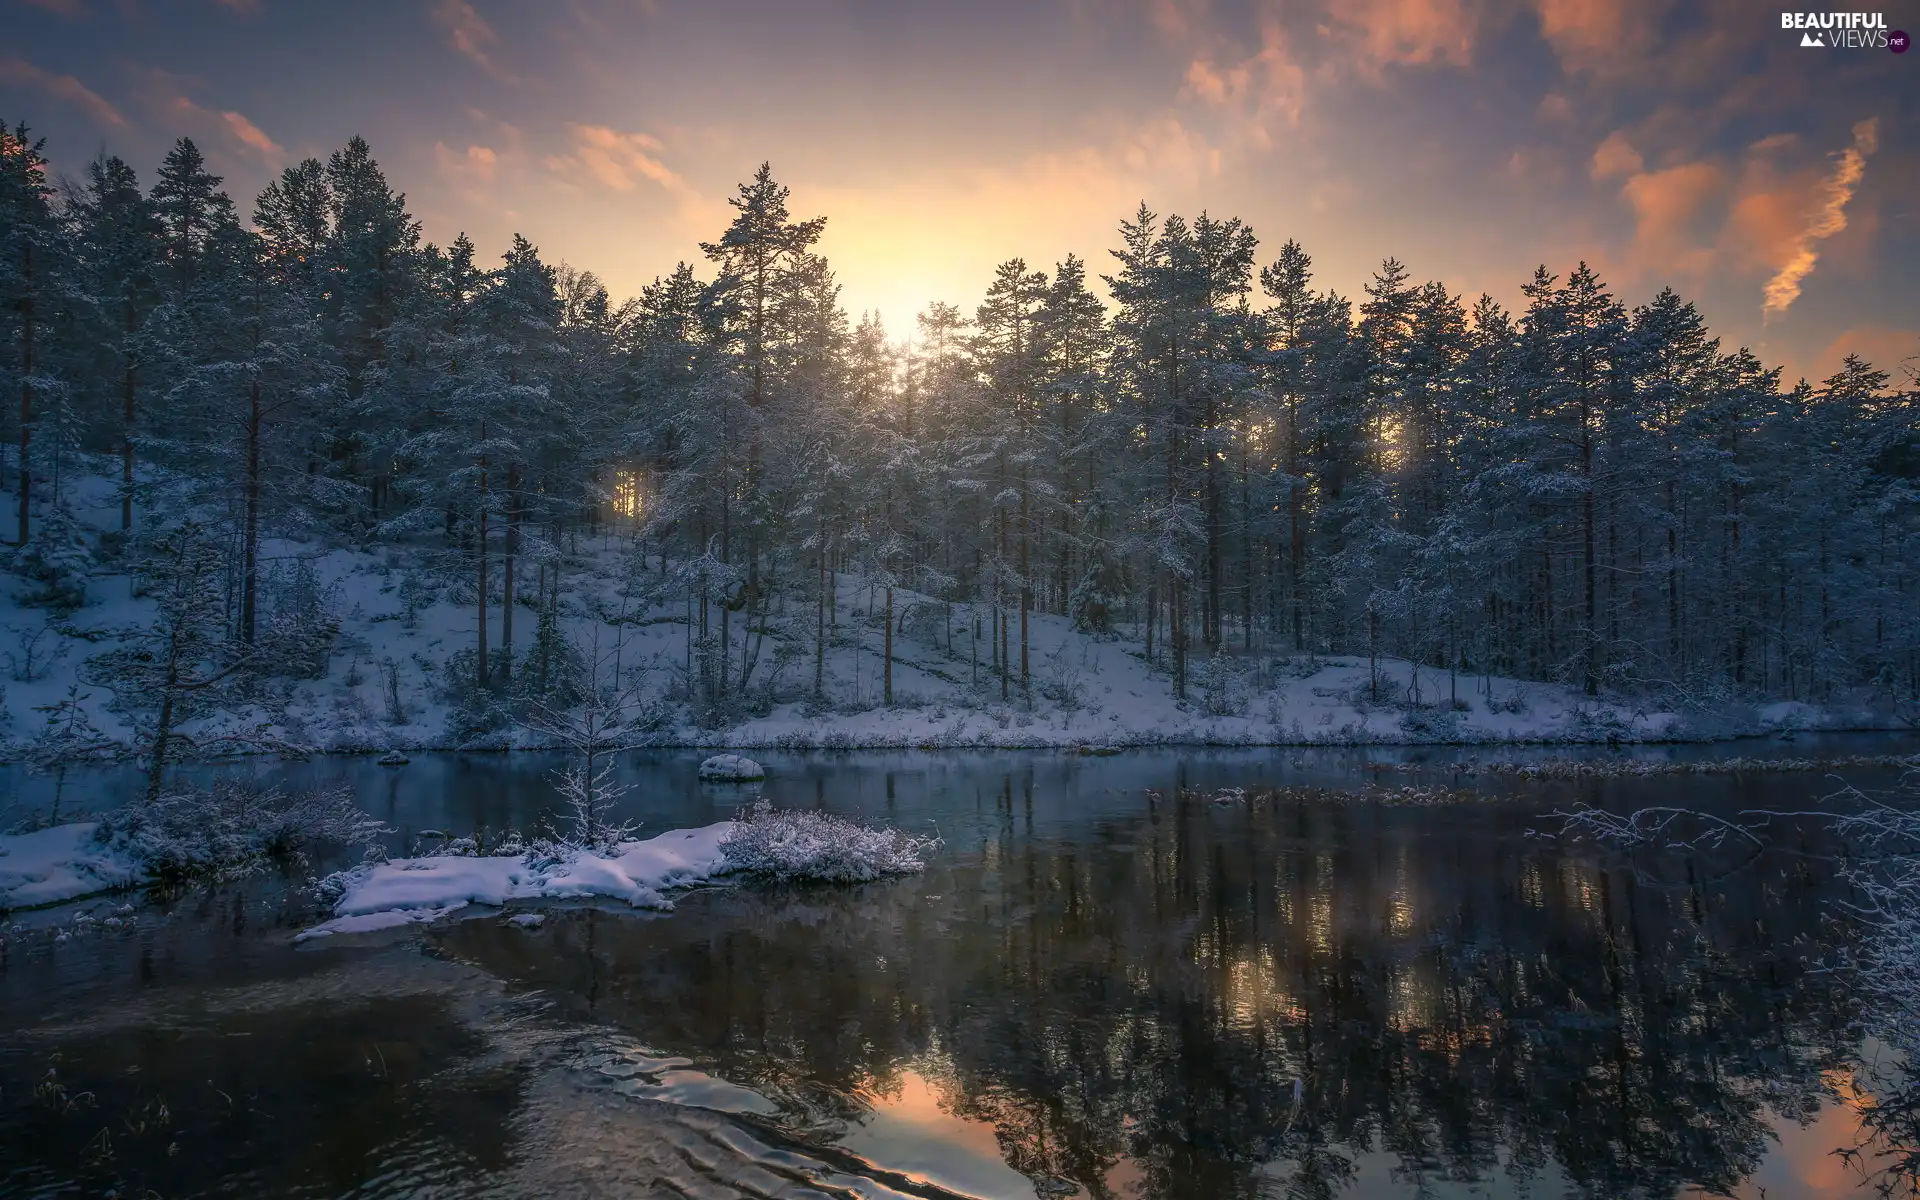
1782;12;1894;48
1891;29;1911;51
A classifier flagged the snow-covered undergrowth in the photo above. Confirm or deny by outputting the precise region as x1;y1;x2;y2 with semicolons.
0;780;383;910
96;780;385;883
300;804;933;941
718;799;937;882
1395;753;1920;779
698;753;765;781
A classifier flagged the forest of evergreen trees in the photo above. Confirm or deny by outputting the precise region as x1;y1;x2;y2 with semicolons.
2;117;1916;718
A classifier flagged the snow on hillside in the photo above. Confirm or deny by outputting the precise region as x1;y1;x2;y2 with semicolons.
0;468;1893;763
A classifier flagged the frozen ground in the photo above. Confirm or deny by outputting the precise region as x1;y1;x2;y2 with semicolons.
0;822;143;910
0;465;1900;765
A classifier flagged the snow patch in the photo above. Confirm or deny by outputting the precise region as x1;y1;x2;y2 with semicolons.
0;823;144;910
304;809;934;939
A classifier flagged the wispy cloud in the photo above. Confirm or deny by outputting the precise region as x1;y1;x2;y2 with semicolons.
1762;118;1877;320
435;140;499;180
138;69;283;162
219;108;280;156
433;0;515;81
0;57;128;130
549;124;691;195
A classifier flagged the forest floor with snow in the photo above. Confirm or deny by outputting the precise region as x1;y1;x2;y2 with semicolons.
0;466;1903;766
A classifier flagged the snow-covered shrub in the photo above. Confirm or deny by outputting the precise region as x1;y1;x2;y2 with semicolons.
901;600;947;648
10;505;94;613
1348;674;1406;713
1485;688;1530;715
1068;552;1126;633
3;620;58;682
259;558;342;680
398;569;437;629
439;647;510;739
1037;644;1086;710
1398;703;1464;739
1197;654;1250;717
95;779;384;883
719;800;936;882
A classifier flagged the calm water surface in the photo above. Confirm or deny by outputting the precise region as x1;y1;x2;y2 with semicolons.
2;741;1916;1198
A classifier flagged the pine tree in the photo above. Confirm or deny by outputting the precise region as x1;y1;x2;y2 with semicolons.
0;120;68;546
70;154;163;532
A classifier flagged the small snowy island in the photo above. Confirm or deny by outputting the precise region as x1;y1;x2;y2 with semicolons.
300;801;935;941
698;754;767;782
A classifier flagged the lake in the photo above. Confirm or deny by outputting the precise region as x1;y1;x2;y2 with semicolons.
3;740;1916;1198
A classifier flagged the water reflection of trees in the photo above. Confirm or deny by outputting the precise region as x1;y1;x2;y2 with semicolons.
443;787;1864;1199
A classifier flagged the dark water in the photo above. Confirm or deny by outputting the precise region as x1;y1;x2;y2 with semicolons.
3;742;1917;1198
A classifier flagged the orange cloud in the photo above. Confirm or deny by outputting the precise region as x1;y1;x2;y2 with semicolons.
1621;160;1725;274
1813;326;1918;384
0;57;127;130
436;141;499;180
549;124;692;197
1762;118;1877;320
1335;0;1475;70
1180;21;1307;145
1534;0;1665;72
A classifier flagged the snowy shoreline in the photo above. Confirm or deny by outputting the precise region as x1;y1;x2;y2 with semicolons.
10;716;1903;762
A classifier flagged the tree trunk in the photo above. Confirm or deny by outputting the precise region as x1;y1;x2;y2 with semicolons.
815;545;826;698
884;584;894;705
17;241;33;546
1582;431;1598;696
477;457;489;690
241;379;262;644
501;466;518;680
1019;492;1030;695
121;300;136;531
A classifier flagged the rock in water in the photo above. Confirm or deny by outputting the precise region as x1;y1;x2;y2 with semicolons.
376;750;411;766
698;753;766;781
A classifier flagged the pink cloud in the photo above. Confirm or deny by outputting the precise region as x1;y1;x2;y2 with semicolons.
0;57;128;130
551;124;691;195
138;69;282;162
433;0;515;81
1589;131;1642;180
220;109;281;156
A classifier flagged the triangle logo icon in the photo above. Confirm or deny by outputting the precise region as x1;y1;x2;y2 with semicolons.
1801;30;1824;46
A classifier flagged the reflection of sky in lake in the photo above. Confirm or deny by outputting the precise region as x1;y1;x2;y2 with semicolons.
5;745;1918;1197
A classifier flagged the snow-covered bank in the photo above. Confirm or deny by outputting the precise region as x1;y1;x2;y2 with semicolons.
1;467;1906;765
0;823;143;910
299;808;936;942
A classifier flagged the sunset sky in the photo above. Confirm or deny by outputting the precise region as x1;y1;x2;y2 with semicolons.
4;0;1915;385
